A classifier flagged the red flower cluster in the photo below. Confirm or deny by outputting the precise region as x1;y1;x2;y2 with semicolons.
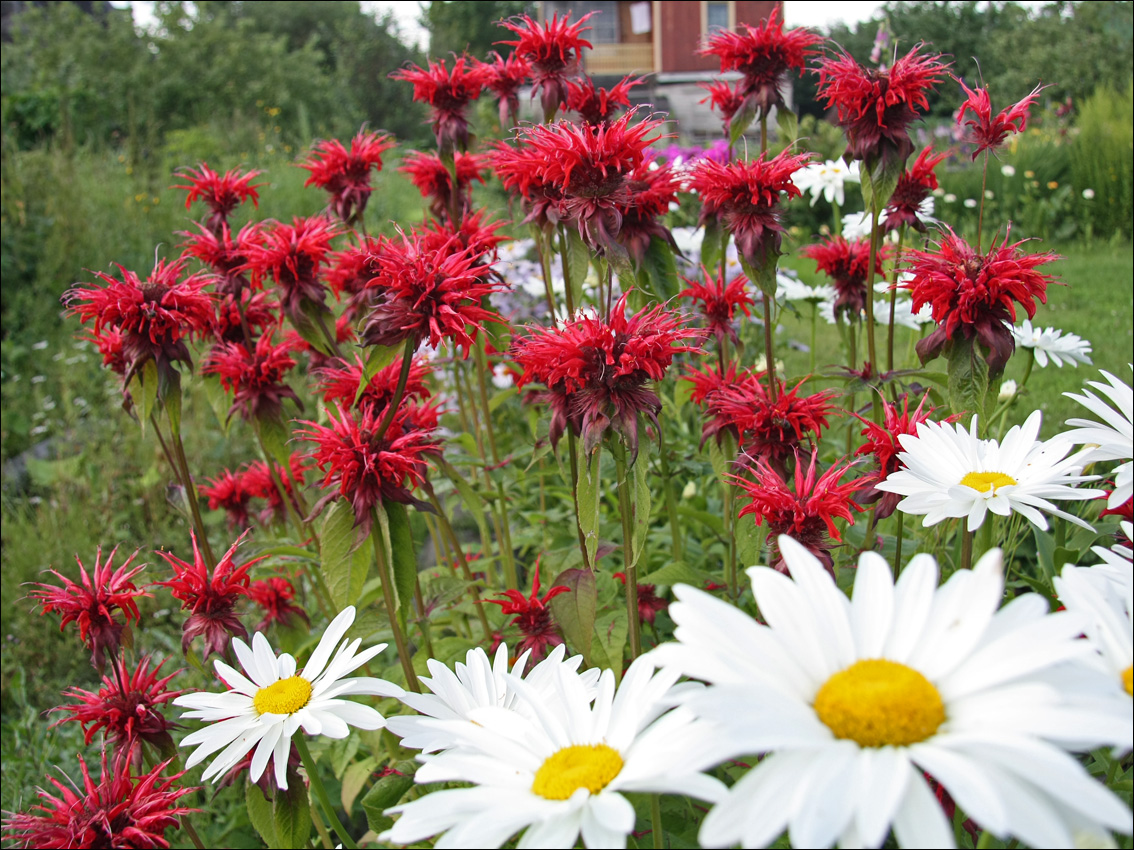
699;6;823;118
243;216;340;324
391;56;490;153
816;46;949;170
316;355;433;420
2;750;196;850
689;150;810;274
616;159;682;264
700;80;746;136
486;561;569;663
903;227;1058;371
484;50;532;128
957;79;1047;159
247;576;309;632
679;266;755;346
179;221;262;295
65;259;214;385
612;572;668;625
855;393;949;519
156;533;261;659
735;450;863;573
361;228;501;357
213;290;276;344
499;12;594;120
399;150;489;222
513;294;702;460
174;163;262;234
31;546;150;669
205;331;299;422
885;145;947;232
201;457;307;530
564;74;644;125
300;129;396;224
801;236;889;321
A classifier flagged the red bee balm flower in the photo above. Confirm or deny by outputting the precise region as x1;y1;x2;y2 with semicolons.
613;573;668;625
484;50;532;128
903;227;1058;371
240;456;309;526
156;533;261;660
512;293;702;460
816;46;949;171
885;145;947;232
391;56;490;154
53;655;183;764
399;150;488;221
316;354;433;416
243;216;340;324
31;547;150;669
690;150;811;277
699;6;823;117
486;562;570;663
300;129;395;224
564;74;644;125
174;162;262;234
204;331;300;422
679;266;755;346
699;80;747;136
616;159;682;264
734;450;863;573
499;12;594;120
957;79;1047;159
247;576;309;632
802;236;889;321
2;750;196;850
65;259;214;385
179;221;262;295
200;468;254;531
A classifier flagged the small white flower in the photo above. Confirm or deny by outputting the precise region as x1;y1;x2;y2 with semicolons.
174;606;400;789
777;272;834;305
1001;164;1017;177
32;340;49;351
964;198;978;208
999;379;1018;401
985;189;995;199
841;210;873;241
1083;188;1096;200
944;193;958;203
1011;319;1093;368
876;411;1102;532
1064;368;1134;509
491;363;513;389
792;159;861;208
682;481;697;499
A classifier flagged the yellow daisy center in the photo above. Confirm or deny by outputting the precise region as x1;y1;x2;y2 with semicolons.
531;744;624;800
1122;666;1132;697
960;471;1017;494
813;659;946;747
253;676;313;715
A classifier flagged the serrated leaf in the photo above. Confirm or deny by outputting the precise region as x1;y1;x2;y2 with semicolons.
729;99;758;147
859;151;905;213
641;235;680;303
736;510;765;570
946;336;990;421
591;609;628;682
361;761;417;834
384;501;416;631
201;374;232;435
775;108;798;153
136;359;158;432
630;446;651;569
320;500;371;611
701;220;729;277
342;756;378;815
290;301;335;356
256;409;293;467
357;344;401;404
739;251;778;298
549;568;596;661
272;781;312;850
576;440;602;566
245;780;276;847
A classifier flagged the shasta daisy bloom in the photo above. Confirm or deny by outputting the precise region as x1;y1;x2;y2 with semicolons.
885;145;947;232
243;216;340;324
486;561;570;663
391;56;490;154
791;158;861;208
499;11;594;120
398;150;488;221
380;655;725;849
679;266;755;346
653;537;1133;849
565;74;644;125
903;227;1058;371
299;129;395;224
247;576;309;632
31;546;150;669
174;605;400;790
876;410;1103;532
174;162;262;233
1064;368;1133;510
1010;318;1093;368
956;79;1048;159
2;749;197;850
204;331;299;422
801;236;889;322
816;46;949;171
1055;565;1133;707
484;50;531;129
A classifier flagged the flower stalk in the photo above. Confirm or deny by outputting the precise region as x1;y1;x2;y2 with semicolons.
295;735;358;850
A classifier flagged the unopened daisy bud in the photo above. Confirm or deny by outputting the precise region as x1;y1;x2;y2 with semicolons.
999;379;1018;401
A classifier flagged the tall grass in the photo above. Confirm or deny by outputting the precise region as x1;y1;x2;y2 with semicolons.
1072;82;1134;239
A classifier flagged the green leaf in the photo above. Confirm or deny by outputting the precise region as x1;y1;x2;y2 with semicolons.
576;440;602;566
729;98;757;147
549;567;596;661
361;761;417;834
328;734;362;780
563;227;590;310
342;756;379;815
201;374;232;435
591;608;628;682
136;358;159;432
164;369;182;437
630;446;651;569
357;344;401;404
289;300;335;356
256;409;293;467
489;387;517;413
701;220;729;277
245;780;276;848
639;560;710;587
384;501;417;631
738;250;779;298
735;510;765;571
859;151;905;213
946;336;990;421
320;500;371;611
638;235;680;304
435;457;491;550
272;781;312;850
775;108;799;153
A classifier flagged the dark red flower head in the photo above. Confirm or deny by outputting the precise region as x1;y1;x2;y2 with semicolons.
484;50;532;128
1;750;197;850
65;259;214;385
734;449;863;573
174;163;262;234
316;354;432;417
486;560;570;663
690;150;811;273
612;573;668;625
300;129;395;224
700;80;747;136
816;46;949;170
247;576;309;632
204;331;299;422
700;6;824;116
213;290;276;344
512;293;702;461
903;227;1058;371
679;265;755;346
31;547;150;669
801;236;889;321
53;654;182;765
299;403;440;531
361;227;502;357
885;145;948;232
156;532;261;660
399;150;489;222
499;11;594;120
565;74;644;125
417;209;510;263
616;158;682;264
200;468;254;531
179;221;263;296
391;56;491;154
240;456;309;527
956;79;1047;159
242;216;340;323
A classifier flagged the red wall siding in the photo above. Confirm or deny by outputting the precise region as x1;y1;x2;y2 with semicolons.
659;0;780;74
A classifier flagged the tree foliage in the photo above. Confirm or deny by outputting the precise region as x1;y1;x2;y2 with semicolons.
421;0;533;59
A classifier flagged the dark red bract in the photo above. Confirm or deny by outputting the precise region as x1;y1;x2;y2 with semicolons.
174;163;262;234
205;331;299;422
243;216;340;323
399;150;489;222
679;266;755;346
801;236;889;321
565;74;644;125
885;145;947;232
391;56;490;153
247;576;309;632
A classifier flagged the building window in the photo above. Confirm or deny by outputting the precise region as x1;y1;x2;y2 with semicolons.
704;1;732;34
545;0;620;43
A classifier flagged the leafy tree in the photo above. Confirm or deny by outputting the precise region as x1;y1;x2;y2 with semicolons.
421;0;532;59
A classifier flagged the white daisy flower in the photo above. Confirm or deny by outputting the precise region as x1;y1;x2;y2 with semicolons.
1056;565;1133;709
652;537;1133;849
793;159;861;208
1091;520;1133;592
174;605;400;789
1010;319;1093;368
776;273;834;305
381;655;726;849
1064;368;1134;509
876;410;1102;532
386;643;600;753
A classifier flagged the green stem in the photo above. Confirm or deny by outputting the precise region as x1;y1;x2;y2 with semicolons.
886;225;907;374
567;431;593;571
809;302;818;373
976;515;995;560
422;481;493;641
892;511;905;577
474;341;517;590
370;511;421;692
295;735;358;850
372;337;417;443
314;309;344;361
161;410;217;568
864;204;881;421
761;292;777;402
534;229;558;322
960;526;974;571
309;804;334;849
614;446;642;660
658;423;684;563
832;199;842;236
977;152;989;253
650;794;664;850
413;575;435;658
